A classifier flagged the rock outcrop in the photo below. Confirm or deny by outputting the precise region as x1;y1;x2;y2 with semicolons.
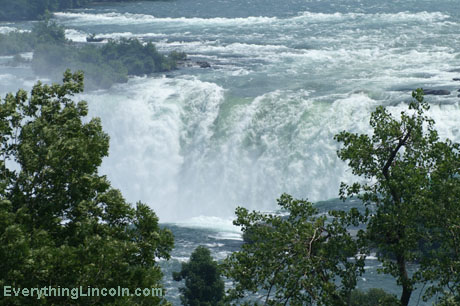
422;89;450;95
196;61;211;68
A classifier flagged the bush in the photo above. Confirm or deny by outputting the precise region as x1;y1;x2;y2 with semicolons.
0;20;66;56
350;288;400;306
168;50;187;62
31;38;179;89
0;31;34;56
223;194;365;305
31;19;67;45
1;20;182;89
173;246;225;306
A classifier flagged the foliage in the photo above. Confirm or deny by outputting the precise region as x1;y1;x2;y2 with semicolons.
0;31;35;56
223;194;365;306
0;20;66;56
0;71;174;305
350;288;400;306
173;246;225;306
31;38;180;89
1;20;183;89
101;39;179;74
335;89;460;305
168;51;187;62
32;43;129;90
436;293;460;306
31;19;67;45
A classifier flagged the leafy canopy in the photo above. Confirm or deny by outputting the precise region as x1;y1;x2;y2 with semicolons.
0;19;65;56
173;246;225;306
32;38;182;89
223;90;460;305
349;288;400;306
223;194;365;306
335;89;460;305
1;20;186;89
0;70;174;305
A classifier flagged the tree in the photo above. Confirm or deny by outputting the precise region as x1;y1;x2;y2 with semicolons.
31;37;182;90
0;70;174;305
31;18;67;46
335;89;460;305
223;194;365;305
349;288;400;306
0;19;64;56
173;246;225;306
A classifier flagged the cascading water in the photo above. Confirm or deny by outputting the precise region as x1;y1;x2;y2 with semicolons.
2;1;460;222
1;1;460;303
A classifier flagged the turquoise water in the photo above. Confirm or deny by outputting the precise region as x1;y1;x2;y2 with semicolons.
1;0;460;304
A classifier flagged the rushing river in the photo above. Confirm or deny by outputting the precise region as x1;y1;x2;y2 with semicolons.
1;0;460;304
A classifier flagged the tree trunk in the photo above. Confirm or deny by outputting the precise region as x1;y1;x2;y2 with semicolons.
396;253;412;306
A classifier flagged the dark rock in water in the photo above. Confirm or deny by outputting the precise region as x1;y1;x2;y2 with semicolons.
458;89;460;92
196;61;211;68
422;89;450;95
458;94;460;98
86;33;104;42
392;87;413;92
453;78;460;81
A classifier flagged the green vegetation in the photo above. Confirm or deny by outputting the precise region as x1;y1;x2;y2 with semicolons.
0;31;35;56
0;19;66;56
1;20;186;89
0;0;165;21
335;89;460;305
223;90;460;305
173;246;225;306
350;288;400;306
223;194;365;305
32;37;183;89
0;71;174;305
2;24;458;302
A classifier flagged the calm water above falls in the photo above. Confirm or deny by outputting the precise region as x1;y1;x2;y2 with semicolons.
1;0;459;304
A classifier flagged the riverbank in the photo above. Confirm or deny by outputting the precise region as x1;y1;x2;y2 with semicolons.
0;20;186;89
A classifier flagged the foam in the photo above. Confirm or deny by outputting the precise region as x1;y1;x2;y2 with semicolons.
54;10;450;28
82;76;225;222
64;28;172;43
54;11;278;26
65;28;88;42
19;52;33;60
173;216;240;233
4;4;457;225
294;11;450;23
0;26;17;34
154;40;291;57
0;26;30;34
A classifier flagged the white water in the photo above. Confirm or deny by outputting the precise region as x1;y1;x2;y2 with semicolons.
2;2;460;304
81;76;460;222
2;1;460;224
